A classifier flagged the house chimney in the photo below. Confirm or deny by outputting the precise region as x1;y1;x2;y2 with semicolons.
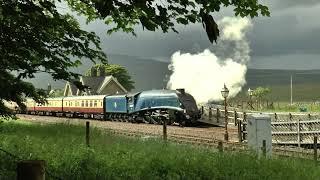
176;88;185;94
97;66;105;76
47;83;51;94
91;66;97;77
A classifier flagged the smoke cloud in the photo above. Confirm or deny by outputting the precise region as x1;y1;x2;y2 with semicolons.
167;17;252;103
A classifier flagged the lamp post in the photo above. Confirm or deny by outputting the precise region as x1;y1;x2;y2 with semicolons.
248;88;253;110
221;84;229;141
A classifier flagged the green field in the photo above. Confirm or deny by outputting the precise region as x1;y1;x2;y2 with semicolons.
1;119;320;179
242;69;320;102
236;83;320;103
232;83;320;112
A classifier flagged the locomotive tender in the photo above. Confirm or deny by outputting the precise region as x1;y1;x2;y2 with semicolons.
25;89;201;126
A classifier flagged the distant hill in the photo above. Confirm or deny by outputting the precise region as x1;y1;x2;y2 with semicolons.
107;54;170;91
27;55;320;101
27;54;171;92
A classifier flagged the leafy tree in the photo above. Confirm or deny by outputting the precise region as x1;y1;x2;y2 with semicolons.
1;0;269;114
85;64;135;91
253;87;271;109
1;0;107;114
67;0;270;43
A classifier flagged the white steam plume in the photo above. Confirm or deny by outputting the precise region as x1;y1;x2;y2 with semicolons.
167;17;252;103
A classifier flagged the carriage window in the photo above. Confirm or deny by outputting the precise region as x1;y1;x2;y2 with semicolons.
89;101;93;107
81;101;84;107
94;100;97;107
85;100;88;107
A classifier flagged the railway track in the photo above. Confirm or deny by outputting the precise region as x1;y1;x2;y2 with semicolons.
16;114;239;146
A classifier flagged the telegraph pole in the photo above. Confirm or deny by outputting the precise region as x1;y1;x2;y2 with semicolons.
290;75;293;105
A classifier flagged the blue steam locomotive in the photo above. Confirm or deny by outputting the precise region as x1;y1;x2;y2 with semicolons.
104;89;201;125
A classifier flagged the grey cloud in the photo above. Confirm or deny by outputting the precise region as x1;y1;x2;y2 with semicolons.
272;0;320;10
60;0;320;69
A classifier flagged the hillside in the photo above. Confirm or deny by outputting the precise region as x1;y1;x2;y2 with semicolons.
27;55;320;101
27;54;170;92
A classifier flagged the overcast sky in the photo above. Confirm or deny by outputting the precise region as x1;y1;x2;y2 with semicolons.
62;0;320;70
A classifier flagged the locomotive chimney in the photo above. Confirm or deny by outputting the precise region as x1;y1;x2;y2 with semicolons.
176;88;185;94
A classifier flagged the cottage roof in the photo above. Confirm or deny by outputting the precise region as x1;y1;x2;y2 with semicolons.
64;75;127;96
80;76;106;94
69;83;78;95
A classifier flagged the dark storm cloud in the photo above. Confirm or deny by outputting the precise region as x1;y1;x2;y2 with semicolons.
60;0;320;69
272;0;320;9
249;15;320;57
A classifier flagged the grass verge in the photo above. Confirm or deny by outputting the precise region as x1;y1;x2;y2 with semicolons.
0;119;319;179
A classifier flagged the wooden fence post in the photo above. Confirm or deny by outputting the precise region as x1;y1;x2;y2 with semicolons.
216;108;220;123
163;118;167;141
218;141;223;152
262;140;266;158
86;121;90;147
308;114;312;131
314;136;318;163
289;113;293;131
238;120;242;142
234;111;238;126
243;112;247;141
209;107;212;120
297;119;301;147
17;160;45;180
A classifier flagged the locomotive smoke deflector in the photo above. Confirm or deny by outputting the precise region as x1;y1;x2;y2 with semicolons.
176;88;185;94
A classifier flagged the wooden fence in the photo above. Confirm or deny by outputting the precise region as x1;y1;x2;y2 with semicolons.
200;106;320;145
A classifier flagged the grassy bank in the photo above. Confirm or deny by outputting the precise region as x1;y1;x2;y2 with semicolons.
0;120;319;179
